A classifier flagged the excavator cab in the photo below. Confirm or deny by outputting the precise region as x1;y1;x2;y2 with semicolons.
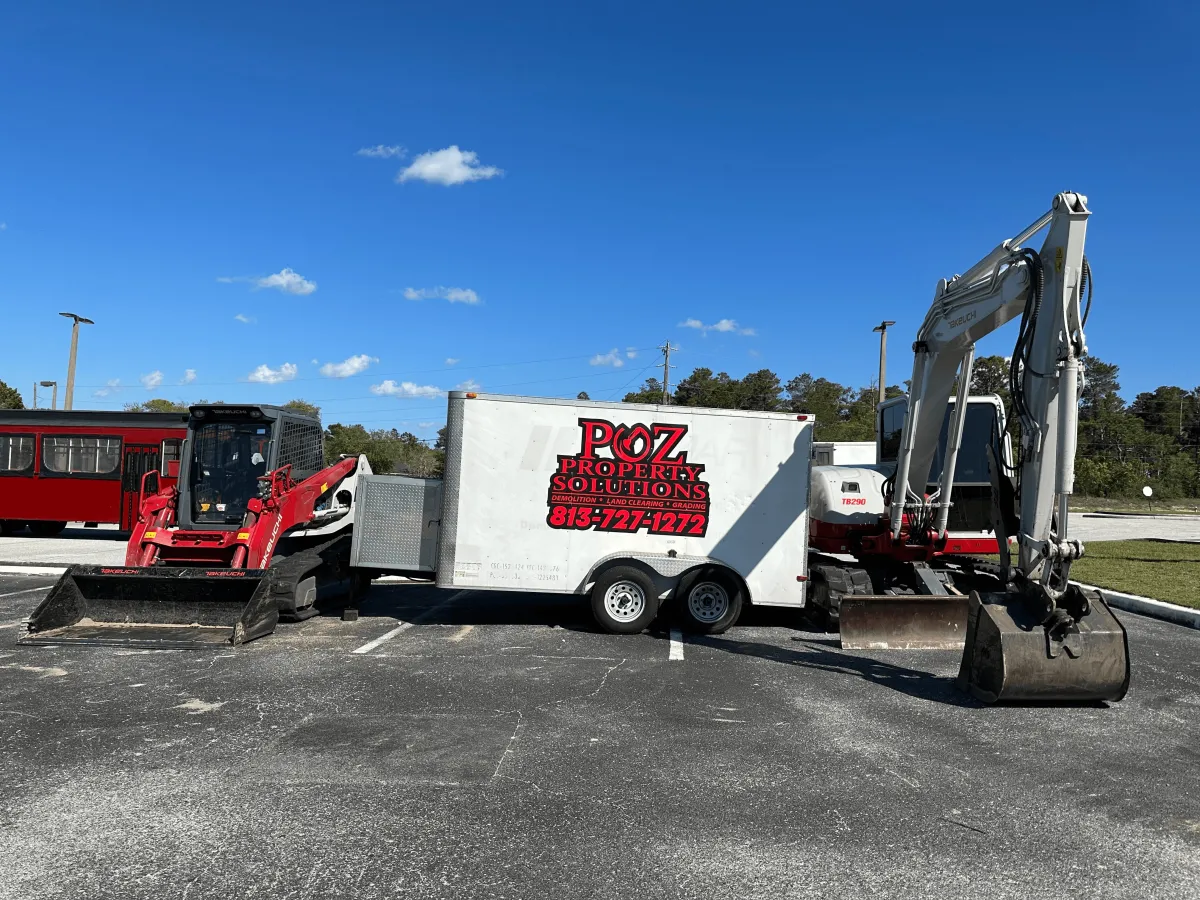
20;405;331;648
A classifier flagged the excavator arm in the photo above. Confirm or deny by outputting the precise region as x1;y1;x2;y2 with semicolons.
881;192;1128;703
888;192;1090;599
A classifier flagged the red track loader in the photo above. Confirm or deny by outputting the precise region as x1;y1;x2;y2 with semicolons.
21;404;371;648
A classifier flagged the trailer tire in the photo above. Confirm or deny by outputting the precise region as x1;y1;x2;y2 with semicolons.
590;566;659;635
678;567;743;635
0;520;26;536
29;521;67;537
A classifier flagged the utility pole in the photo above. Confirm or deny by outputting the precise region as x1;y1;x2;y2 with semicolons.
658;341;678;405
872;320;896;405
59;312;94;411
40;381;58;410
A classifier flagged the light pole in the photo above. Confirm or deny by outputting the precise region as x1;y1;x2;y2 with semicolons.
872;320;896;405
39;380;58;410
59;312;94;411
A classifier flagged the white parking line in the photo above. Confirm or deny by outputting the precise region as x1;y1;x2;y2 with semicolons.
669;628;684;660
0;587;51;601
351;621;415;654
350;590;469;655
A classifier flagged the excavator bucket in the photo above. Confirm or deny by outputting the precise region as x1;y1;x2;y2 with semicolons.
957;589;1130;703
839;595;969;650
18;565;279;649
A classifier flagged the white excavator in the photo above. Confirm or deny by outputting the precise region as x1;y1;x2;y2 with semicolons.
807;191;1130;703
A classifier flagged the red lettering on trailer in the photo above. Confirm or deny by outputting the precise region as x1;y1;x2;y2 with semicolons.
842;497;867;506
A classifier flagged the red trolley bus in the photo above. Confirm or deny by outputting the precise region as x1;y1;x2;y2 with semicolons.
0;410;189;535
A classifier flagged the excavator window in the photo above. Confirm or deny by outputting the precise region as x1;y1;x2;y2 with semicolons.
190;420;271;526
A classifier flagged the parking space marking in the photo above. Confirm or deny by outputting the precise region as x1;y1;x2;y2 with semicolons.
352;621;415;654
0;587;51;601
669;628;684;660
350;590;469;654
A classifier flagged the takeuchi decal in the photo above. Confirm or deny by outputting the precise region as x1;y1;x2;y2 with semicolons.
546;418;711;536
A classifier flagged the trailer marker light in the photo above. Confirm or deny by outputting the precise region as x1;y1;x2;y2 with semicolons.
796;415;810;421
796;575;808;582
465;392;478;399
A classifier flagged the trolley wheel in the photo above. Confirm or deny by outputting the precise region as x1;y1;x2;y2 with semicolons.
590;566;659;635
28;521;66;537
678;568;743;635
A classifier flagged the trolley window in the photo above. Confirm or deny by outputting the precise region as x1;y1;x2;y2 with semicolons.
0;434;35;474
161;438;183;476
41;435;123;478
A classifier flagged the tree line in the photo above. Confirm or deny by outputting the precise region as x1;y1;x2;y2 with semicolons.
4;357;1199;497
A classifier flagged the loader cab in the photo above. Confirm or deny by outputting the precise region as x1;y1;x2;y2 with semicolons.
877;395;1012;532
177;405;324;531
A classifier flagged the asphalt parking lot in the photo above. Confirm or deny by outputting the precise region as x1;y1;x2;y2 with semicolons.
2;574;1199;899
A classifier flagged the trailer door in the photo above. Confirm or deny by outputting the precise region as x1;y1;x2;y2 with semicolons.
120;444;160;531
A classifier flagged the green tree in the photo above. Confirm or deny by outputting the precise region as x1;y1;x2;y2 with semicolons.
623;377;665;405
1080;354;1123;419
124;399;188;412
736;369;784;411
0;380;25;409
576;391;591;401
284;399;322;420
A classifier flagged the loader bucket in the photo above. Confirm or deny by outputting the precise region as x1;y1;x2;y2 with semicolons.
957;590;1130;704
18;565;279;649
839;595;969;650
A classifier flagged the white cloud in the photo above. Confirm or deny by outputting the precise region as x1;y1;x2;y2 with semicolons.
181;369;197;384
234;313;255;324
626;347;638;359
397;146;502;186
370;380;445;399
140;370;164;392
247;362;298;384
418;421;438;429
356;144;405;158
319;354;377;378
256;268;316;295
590;349;625;368
455;378;481;392
403;285;481;305
444;357;460;366
219;269;316;295
93;378;122;399
679;317;755;336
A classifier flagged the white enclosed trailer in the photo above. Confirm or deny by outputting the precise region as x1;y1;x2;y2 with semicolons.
351;392;814;633
811;441;876;467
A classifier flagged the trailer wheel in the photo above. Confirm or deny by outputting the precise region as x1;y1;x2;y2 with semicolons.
679;568;742;635
29;521;67;537
590;566;659;635
0;520;26;536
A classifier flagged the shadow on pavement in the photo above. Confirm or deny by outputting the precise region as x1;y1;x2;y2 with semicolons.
696;633;983;707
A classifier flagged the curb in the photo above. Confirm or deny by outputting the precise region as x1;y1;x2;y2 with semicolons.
1076;581;1200;630
1084;511;1200;521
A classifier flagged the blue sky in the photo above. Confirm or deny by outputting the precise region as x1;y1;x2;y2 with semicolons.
1;2;1196;438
